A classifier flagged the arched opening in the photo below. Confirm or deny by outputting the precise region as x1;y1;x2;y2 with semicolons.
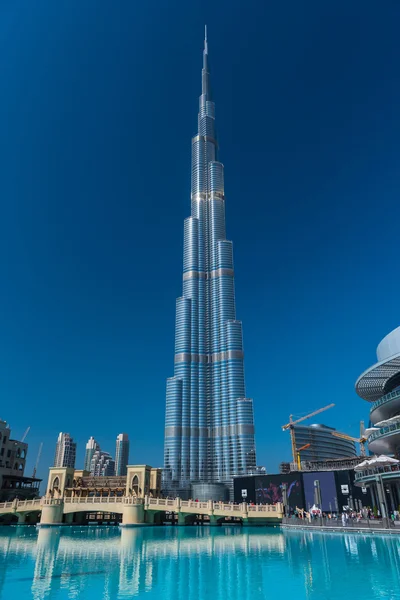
18;464;23;471
16;448;21;458
52;476;60;491
14;462;19;470
131;475;141;498
20;449;26;459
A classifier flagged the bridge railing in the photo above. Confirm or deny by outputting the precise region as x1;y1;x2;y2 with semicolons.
0;498;42;511
64;496;125;504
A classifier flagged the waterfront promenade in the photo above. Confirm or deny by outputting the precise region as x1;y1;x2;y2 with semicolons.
282;515;400;534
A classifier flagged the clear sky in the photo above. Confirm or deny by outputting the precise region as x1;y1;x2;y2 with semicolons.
1;1;400;482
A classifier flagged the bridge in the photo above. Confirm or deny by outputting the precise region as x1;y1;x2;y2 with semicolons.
0;496;283;526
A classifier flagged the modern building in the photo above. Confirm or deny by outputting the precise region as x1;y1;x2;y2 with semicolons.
163;30;256;499
292;423;357;461
355;326;400;512
54;432;76;469
0;419;41;501
90;450;115;477
115;433;129;476
84;436;99;472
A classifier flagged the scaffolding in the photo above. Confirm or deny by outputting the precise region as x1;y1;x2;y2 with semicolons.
289;456;365;472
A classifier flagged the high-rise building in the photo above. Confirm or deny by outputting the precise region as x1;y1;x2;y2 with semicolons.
292;424;357;461
53;432;76;468
84;436;100;472
163;30;256;499
90;450;115;477
115;433;129;476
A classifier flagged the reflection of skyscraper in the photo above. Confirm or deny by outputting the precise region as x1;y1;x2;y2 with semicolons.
83;436;99;471
115;433;129;476
163;29;256;499
53;432;76;468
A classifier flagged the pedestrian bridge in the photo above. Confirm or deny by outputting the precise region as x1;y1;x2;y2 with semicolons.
0;496;283;526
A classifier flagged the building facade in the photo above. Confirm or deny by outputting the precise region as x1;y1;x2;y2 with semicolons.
163;30;256;499
115;433;129;476
90;450;115;477
54;433;76;469
0;419;40;501
355;326;400;513
234;470;371;512
293;424;357;461
84;436;99;472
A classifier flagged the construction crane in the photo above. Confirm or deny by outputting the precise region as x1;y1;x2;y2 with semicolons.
21;426;30;443
331;429;367;457
32;443;43;479
296;443;311;470
282;403;335;463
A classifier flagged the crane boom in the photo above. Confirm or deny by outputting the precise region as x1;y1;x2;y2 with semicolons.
32;443;43;479
282;404;335;430
21;426;30;443
332;431;359;442
332;431;366;457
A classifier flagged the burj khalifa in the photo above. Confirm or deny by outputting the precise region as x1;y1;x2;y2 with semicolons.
163;29;256;498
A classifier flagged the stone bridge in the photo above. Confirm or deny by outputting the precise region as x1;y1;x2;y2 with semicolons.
0;496;283;526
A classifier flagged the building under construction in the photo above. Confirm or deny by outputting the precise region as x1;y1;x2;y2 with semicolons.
282;404;366;471
0;419;41;502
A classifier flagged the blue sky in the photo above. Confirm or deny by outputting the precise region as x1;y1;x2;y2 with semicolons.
1;0;400;481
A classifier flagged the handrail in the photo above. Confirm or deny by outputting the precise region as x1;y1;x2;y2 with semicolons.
355;463;400;480
371;388;400;413
368;421;400;443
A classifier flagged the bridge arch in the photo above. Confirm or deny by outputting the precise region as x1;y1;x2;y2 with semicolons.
131;474;141;498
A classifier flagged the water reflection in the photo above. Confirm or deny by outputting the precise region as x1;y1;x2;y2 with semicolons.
0;526;399;599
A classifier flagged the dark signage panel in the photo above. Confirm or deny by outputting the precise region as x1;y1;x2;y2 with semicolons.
233;476;256;504
303;471;337;512
255;474;303;508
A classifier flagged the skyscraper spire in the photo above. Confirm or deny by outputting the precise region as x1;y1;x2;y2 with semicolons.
163;32;256;500
202;25;210;96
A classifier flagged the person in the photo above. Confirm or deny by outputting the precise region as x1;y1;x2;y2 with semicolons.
367;508;372;519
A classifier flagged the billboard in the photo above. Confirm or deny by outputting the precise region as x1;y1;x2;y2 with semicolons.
303;471;337;512
255;474;303;509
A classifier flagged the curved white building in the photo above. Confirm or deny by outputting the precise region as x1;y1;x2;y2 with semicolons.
355;326;400;513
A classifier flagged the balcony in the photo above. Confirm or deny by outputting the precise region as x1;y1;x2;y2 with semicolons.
370;389;400;423
368;421;400;455
355;462;400;485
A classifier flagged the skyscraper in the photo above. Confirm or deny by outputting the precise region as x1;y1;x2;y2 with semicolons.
84;436;100;472
115;433;129;476
53;432;76;468
163;29;256;498
90;450;115;477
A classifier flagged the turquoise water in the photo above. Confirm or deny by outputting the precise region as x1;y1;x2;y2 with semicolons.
0;526;399;599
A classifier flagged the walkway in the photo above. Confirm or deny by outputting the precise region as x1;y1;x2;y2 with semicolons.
0;496;283;526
